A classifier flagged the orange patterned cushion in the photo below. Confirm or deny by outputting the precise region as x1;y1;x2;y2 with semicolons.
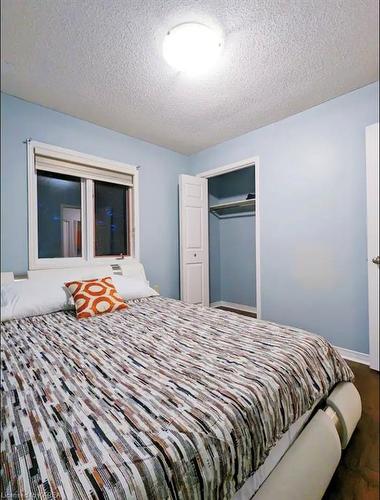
65;276;128;319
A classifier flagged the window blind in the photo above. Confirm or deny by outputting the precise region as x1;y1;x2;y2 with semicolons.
34;147;134;186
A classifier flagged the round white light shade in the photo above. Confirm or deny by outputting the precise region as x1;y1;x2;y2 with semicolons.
163;23;222;75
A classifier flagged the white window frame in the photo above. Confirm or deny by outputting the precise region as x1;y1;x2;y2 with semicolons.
27;140;140;270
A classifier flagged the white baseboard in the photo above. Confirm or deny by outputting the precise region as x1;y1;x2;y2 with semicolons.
210;301;257;314
334;346;369;365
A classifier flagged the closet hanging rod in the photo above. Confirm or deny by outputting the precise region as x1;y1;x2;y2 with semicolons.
212;212;255;220
209;198;255;212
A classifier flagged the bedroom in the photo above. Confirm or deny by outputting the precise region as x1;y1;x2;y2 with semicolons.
1;1;379;499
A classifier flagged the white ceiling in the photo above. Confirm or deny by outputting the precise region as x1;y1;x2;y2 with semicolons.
1;0;379;155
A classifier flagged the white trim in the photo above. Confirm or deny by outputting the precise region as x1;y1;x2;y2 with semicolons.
365;123;379;371
85;178;94;261
210;301;257;314
334;346;370;366
197;156;258;179
255;157;262;320
179;176;185;301
196;156;262;319
132;168;140;261
27;140;140;270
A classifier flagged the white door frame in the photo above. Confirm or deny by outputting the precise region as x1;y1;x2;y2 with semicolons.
365;123;379;371
197;156;261;319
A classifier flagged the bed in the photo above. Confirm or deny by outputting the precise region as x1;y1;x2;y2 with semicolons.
1;261;361;500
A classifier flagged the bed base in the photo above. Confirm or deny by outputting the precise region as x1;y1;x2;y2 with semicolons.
0;260;147;284
251;381;361;500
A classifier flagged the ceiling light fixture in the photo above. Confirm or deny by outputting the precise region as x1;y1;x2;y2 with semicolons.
163;23;222;76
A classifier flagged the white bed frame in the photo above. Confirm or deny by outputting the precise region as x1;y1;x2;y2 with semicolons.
1;261;362;500
1;259;147;284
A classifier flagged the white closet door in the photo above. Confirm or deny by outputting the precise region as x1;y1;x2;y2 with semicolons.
179;175;209;305
366;123;379;371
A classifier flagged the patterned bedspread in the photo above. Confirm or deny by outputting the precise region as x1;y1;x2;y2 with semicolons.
1;297;353;500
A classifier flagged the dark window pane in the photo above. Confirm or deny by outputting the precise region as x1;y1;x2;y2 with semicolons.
37;171;82;258
94;181;129;256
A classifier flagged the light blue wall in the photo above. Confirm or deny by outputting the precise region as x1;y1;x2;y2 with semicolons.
2;83;378;352
191;83;379;353
0;93;188;298
208;213;221;302
208;168;256;307
219;216;256;307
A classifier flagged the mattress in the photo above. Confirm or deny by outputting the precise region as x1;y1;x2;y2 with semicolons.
1;297;353;499
234;399;320;498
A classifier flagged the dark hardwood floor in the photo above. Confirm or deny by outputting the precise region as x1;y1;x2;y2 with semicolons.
216;306;257;318
324;361;379;500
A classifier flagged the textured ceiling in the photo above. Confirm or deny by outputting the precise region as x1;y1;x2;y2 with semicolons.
1;0;379;154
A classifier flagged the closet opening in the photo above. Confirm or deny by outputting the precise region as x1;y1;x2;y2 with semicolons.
207;164;257;317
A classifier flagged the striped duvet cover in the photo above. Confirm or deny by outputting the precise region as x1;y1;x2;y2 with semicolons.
1;297;353;499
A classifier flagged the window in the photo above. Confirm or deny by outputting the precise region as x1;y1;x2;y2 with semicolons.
28;142;139;269
37;171;82;258
94;181;129;257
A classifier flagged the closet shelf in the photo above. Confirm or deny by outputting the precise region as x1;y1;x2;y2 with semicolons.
209;198;255;218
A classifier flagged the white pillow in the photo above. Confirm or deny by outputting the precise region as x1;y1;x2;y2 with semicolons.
1;274;158;322
1;279;74;322
111;275;159;301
